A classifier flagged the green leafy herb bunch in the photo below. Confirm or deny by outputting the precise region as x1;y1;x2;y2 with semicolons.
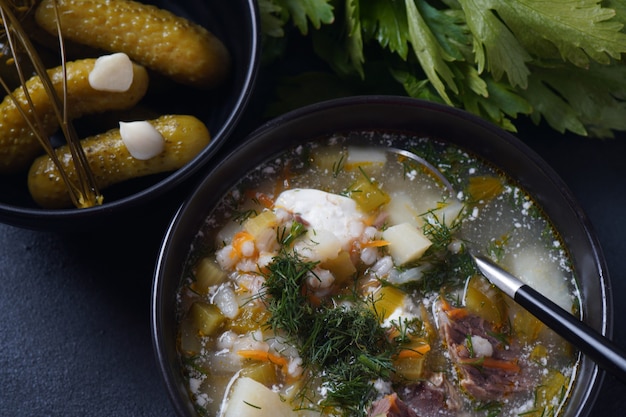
259;0;626;138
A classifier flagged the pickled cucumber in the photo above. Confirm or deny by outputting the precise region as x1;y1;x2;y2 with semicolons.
27;114;210;208
35;0;231;88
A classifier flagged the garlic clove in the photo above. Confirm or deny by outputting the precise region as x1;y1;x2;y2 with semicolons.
119;121;165;160
89;52;134;92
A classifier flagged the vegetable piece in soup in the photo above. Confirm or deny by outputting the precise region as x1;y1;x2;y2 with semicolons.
175;132;580;417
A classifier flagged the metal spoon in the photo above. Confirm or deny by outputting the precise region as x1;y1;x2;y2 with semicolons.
472;254;626;383
388;147;456;197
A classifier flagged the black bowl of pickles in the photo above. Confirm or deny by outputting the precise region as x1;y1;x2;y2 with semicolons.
152;96;610;417
0;0;260;230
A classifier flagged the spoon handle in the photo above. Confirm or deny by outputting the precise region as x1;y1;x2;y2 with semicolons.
472;254;626;384
516;284;626;382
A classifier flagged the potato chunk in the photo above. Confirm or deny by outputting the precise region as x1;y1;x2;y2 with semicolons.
382;222;432;266
222;377;294;417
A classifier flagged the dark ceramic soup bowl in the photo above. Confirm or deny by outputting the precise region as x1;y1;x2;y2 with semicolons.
152;96;610;417
0;0;260;231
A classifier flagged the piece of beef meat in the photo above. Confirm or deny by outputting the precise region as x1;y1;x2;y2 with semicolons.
435;299;534;401
367;373;463;417
400;372;464;417
368;393;420;417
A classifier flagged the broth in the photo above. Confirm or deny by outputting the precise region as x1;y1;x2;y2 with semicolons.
175;131;580;417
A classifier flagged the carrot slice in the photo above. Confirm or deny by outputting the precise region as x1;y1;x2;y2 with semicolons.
387;393;402;414
361;239;390;248
230;231;255;259
237;350;289;368
441;298;469;319
446;307;469;320
481;357;521;372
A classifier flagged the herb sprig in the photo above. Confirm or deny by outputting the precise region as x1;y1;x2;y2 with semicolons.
260;250;405;416
402;206;477;293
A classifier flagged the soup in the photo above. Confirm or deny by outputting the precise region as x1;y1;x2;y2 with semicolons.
174;131;580;417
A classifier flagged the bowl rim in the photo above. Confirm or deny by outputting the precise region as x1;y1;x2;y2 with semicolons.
152;94;612;417
0;0;262;230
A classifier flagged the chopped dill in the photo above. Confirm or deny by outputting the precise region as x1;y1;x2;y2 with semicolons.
345;185;362;197
260;250;399;416
389;316;426;345
486;234;510;262
408;144;472;188
181;355;209;375
261;250;318;336
277;220;306;246
421;207;463;251
399;207;476;293
399;156;414;178
486;330;511;347
344;166;371;196
306;306;395;415
332;153;345;178
413;251;476;293
232;208;257;224
357;165;373;183
192;402;209;416
243;401;262;409
475;400;503;417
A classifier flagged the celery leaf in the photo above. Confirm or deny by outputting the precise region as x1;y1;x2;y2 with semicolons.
261;0;335;36
258;0;288;38
522;61;626;137
495;0;626;67
360;0;411;59
344;0;365;77
405;0;458;104
458;0;532;88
